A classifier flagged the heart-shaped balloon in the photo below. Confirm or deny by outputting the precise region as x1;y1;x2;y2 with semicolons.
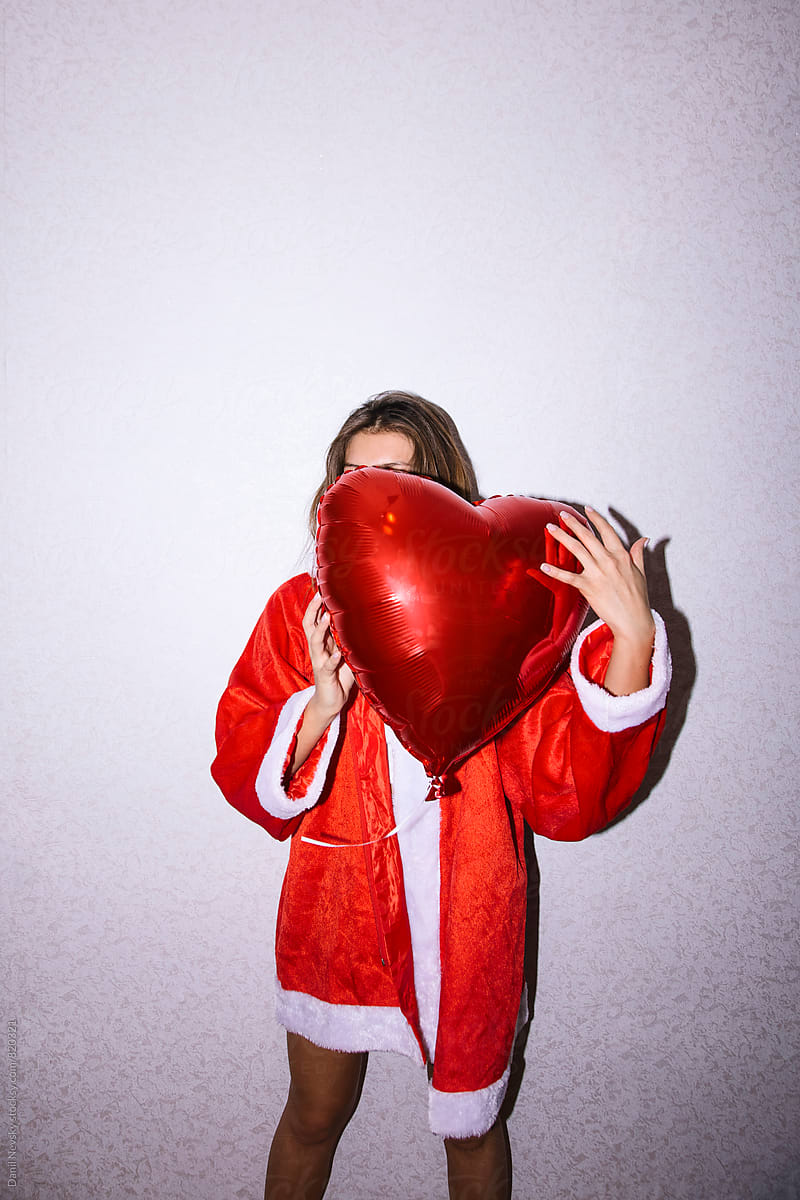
316;468;589;780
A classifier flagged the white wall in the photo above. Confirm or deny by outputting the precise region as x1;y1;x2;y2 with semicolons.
4;1;798;1197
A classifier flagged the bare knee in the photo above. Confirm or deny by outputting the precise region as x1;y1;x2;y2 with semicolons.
282;1034;366;1148
282;1089;354;1148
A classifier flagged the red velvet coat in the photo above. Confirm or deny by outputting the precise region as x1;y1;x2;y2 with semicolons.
212;572;668;1116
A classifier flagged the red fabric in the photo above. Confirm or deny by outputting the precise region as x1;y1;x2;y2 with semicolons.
211;572;666;1096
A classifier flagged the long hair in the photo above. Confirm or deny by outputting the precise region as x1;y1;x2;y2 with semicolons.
308;391;480;535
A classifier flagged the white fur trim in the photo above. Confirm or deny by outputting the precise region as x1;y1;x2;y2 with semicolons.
427;986;529;1139
255;688;340;820
385;727;442;1060
569;610;671;734
428;1063;512;1139
275;979;421;1059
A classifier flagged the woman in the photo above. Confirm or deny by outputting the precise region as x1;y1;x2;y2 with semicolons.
212;391;670;1200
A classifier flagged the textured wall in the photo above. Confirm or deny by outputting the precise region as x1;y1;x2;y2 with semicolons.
3;1;798;1197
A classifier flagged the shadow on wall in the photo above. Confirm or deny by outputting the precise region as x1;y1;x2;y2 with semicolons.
500;500;696;1126
604;504;696;822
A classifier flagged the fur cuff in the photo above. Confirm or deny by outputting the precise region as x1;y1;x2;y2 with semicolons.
570;610;671;734
254;689;340;820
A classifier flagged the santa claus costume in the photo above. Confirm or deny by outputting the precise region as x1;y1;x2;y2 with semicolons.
211;570;671;1141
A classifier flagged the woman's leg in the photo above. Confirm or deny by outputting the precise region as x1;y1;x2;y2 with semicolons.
264;1032;367;1200
443;1120;511;1200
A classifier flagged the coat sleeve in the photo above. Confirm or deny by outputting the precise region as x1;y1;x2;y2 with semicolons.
497;611;671;841
210;576;339;840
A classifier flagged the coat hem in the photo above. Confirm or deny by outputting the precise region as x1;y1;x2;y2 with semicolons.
275;979;422;1060
428;1064;512;1139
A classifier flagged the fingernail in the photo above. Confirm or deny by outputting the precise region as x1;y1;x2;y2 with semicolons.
540;562;552;574
559;511;572;520
546;522;558;532
584;504;595;512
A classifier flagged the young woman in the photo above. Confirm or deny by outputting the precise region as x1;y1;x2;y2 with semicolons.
212;391;671;1200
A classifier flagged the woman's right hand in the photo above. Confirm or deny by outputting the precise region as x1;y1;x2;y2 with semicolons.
287;595;355;779
302;594;355;720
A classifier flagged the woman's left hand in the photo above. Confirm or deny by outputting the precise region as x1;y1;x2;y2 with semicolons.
540;506;656;694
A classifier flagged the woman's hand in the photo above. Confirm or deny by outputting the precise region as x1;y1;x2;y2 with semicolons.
541;507;656;696
302;594;355;722
287;595;355;779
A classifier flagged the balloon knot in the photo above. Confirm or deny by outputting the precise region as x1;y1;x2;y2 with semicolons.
425;773;461;801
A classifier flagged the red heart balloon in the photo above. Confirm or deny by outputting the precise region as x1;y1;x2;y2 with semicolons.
316;468;589;779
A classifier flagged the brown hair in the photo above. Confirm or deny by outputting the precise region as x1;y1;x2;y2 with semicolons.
309;390;480;534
